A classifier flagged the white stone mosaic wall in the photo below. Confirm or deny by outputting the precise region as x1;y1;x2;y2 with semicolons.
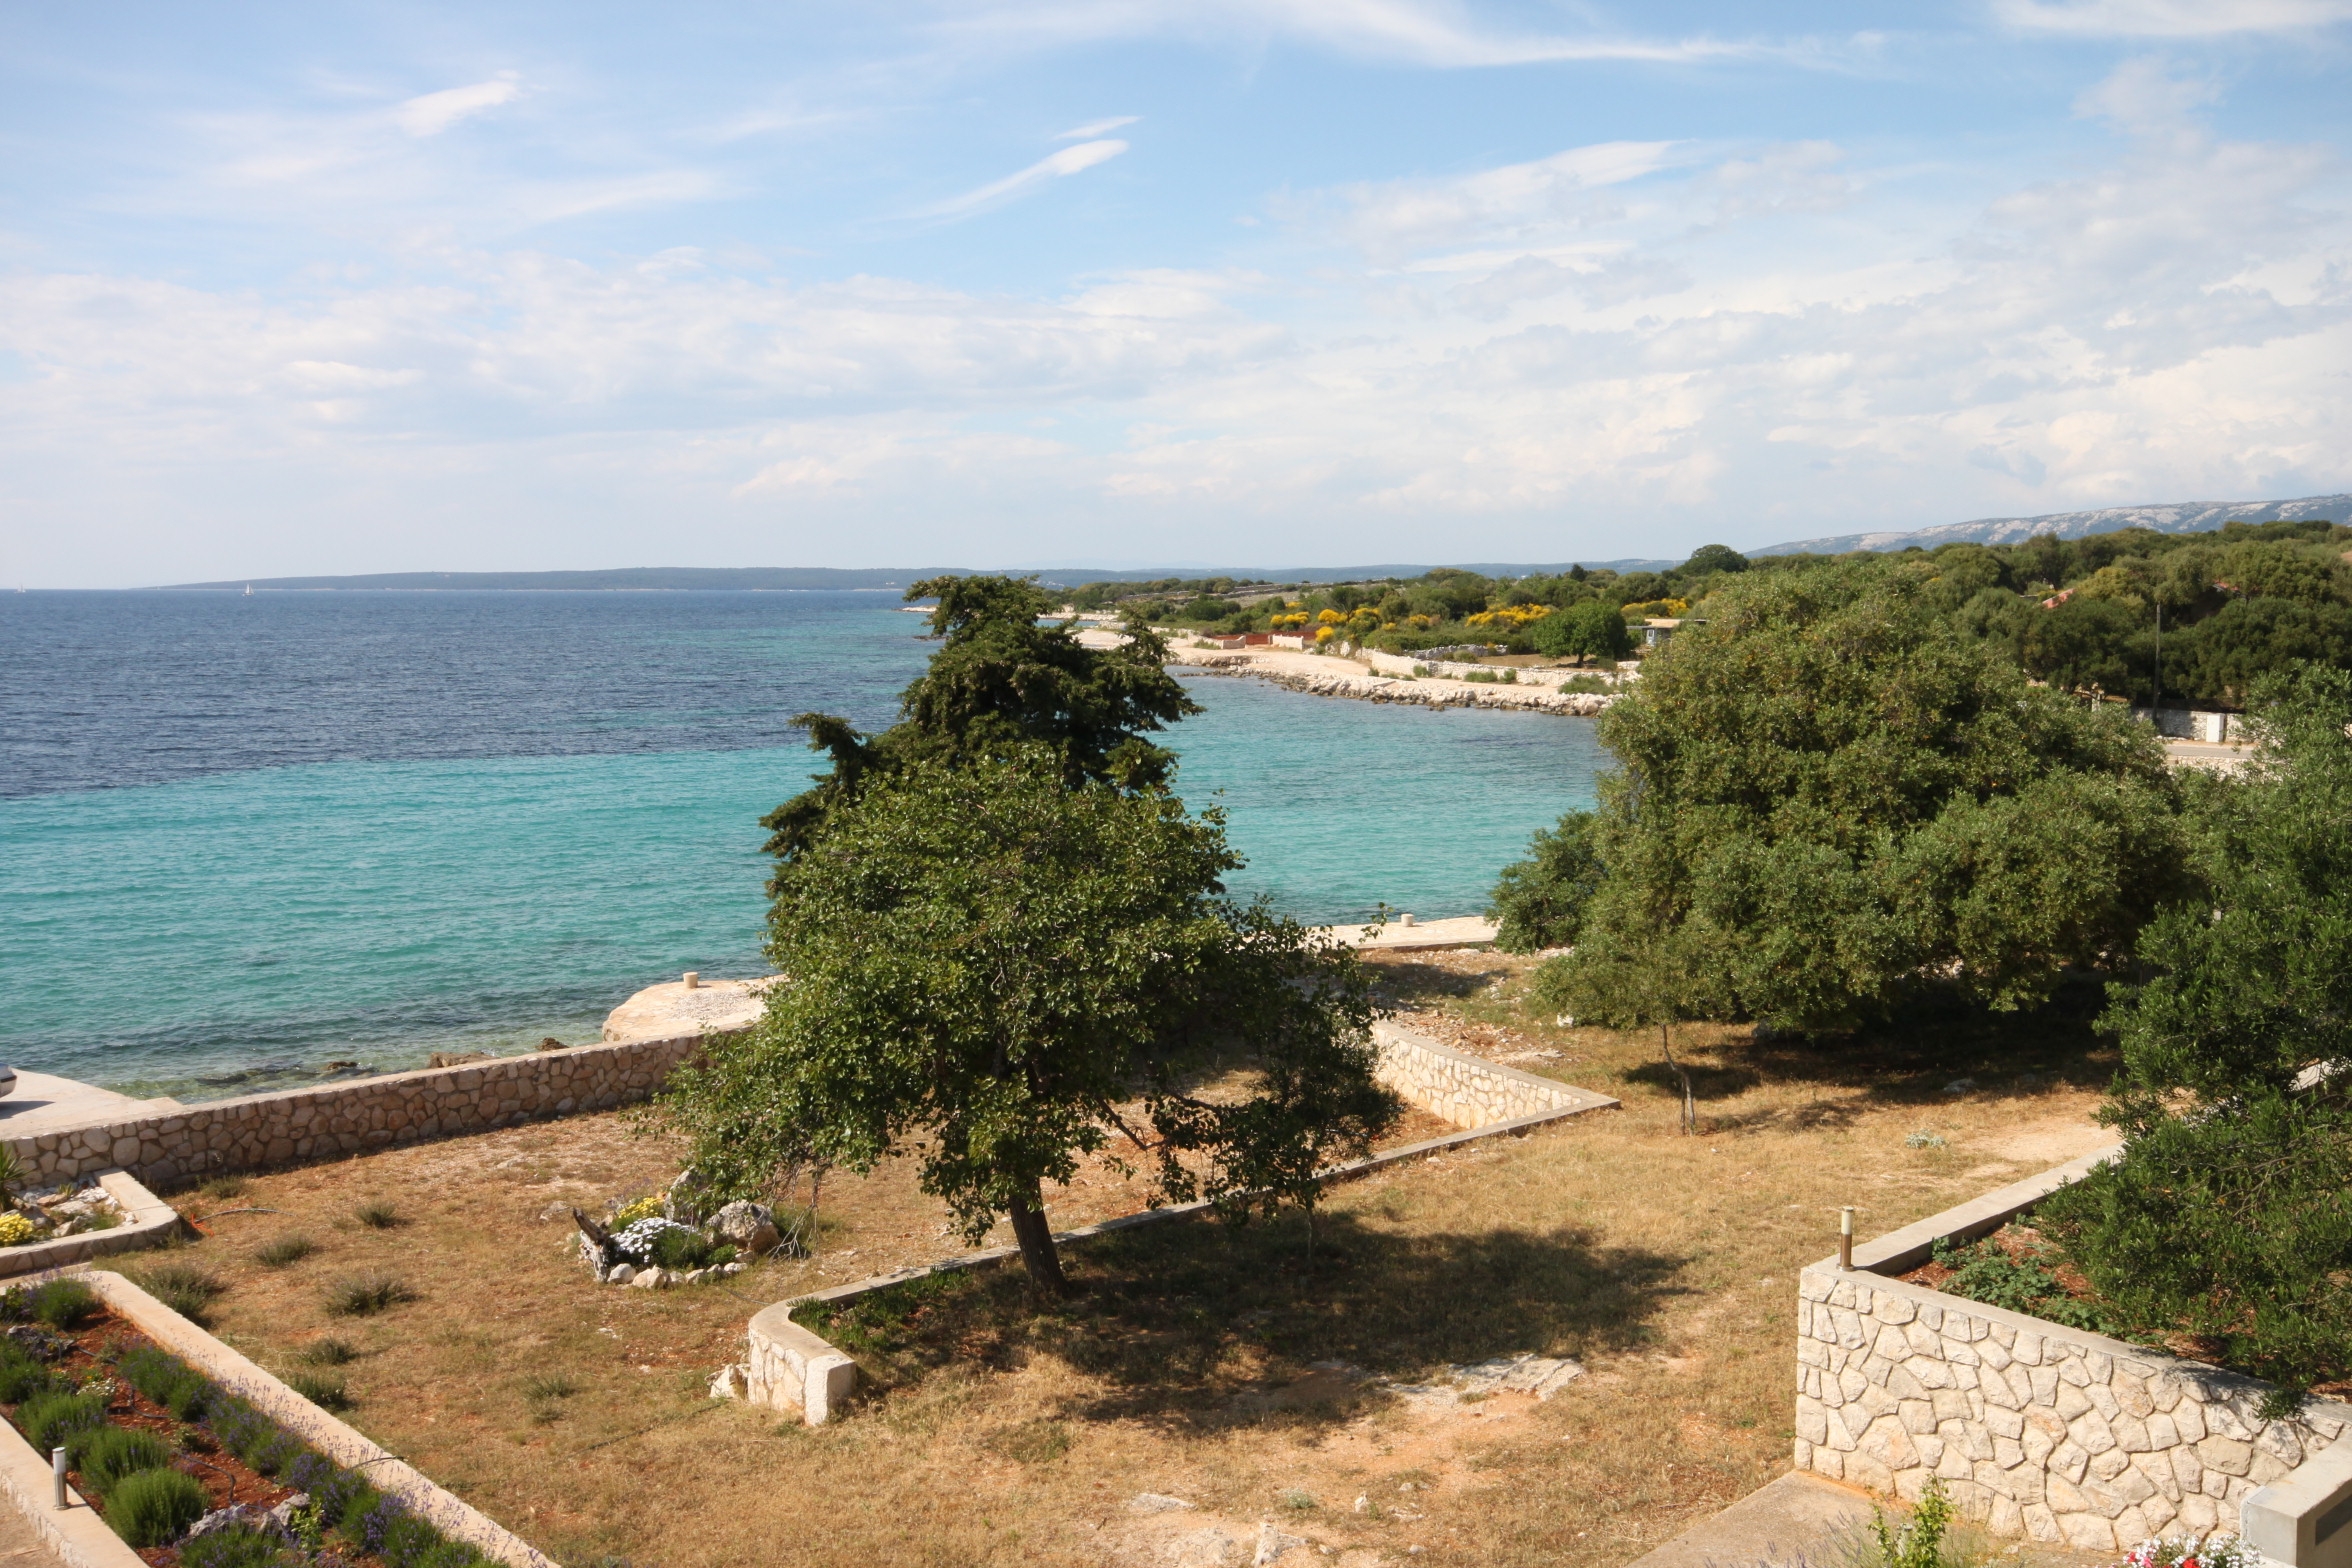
1796;1263;2352;1552
1372;1022;1604;1128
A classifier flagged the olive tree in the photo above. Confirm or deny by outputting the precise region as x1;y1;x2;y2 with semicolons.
1527;559;2190;1036
662;752;1398;1291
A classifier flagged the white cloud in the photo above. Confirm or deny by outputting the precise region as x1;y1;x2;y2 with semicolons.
5;115;2350;582
930;0;1815;70
914;138;1130;220
2074;58;2219;137
395;72;522;138
1057;116;1139;139
1994;0;2352;35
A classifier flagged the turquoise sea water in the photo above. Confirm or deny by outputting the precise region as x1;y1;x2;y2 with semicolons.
0;592;1605;1099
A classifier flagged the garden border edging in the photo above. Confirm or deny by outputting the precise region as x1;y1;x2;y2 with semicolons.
0;1374;145;1568
740;1043;1620;1424
77;1270;558;1568
0;1171;182;1282
1794;1146;2352;1561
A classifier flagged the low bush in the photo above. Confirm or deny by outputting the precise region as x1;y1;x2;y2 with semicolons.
27;1279;98;1330
20;1390;107;1453
77;1426;172;1497
181;1526;293;1568
647;1227;728;1271
106;1465;207;1548
115;1344;211;1421
0;1342;58;1403
136;1262;229;1324
324;1274;415;1317
1930;1227;2124;1336
198;1175;248;1201
353;1201;403;1230
300;1337;358;1366
255;1235;316;1268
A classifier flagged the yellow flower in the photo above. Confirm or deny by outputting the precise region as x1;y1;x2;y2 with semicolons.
0;1212;37;1248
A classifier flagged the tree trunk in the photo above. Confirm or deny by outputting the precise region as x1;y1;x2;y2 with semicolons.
1661;1022;1696;1136
1006;1185;1068;1295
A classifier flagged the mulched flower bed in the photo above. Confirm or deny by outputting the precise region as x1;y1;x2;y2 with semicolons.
0;1277;502;1567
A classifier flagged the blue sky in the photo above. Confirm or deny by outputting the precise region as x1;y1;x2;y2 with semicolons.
3;1;2349;585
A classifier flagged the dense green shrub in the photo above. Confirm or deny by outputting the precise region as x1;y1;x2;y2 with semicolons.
27;1279;98;1330
0;1342;58;1404
76;1426;172;1498
2039;666;2352;1409
105;1466;207;1547
1529;562;2189;1033
646;1227;736;1272
19;1390;107;1453
1531;598;1633;664
1489;810;1604;953
116;1344;211;1421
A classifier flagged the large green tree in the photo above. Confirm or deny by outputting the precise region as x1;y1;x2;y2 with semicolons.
665;752;1398;1291
2040;666;2352;1405
759;574;1198;873
1525;560;2189;1034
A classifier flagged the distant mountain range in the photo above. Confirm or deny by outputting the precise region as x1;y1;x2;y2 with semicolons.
1753;494;2352;557
157;495;2352;593
161;561;1678;591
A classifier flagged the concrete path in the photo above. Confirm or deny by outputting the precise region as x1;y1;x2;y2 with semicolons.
0;1072;177;1138
1627;1471;1879;1568
0;1507;70;1568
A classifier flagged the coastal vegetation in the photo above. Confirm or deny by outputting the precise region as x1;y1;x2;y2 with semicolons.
1491;566;2352;1399
1075;516;2352;706
1502;560;2190;1032
2036;665;2352;1407
675;575;1399;1292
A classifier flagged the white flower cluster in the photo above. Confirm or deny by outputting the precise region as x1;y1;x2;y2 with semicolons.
609;1216;696;1263
2122;1535;2260;1568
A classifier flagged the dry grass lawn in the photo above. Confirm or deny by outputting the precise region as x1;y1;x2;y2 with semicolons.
162;951;2120;1568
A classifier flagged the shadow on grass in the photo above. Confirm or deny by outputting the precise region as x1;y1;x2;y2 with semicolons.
1364;959;1496;1004
804;1207;1690;1434
1601;978;2121;1122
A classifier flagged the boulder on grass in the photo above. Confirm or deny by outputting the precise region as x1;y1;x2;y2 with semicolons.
709;1200;782;1256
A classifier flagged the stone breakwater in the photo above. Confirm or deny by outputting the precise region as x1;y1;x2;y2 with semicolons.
4;1034;706;1188
1173;653;1616;715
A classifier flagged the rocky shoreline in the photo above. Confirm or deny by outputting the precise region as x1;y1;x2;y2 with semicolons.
1171;652;1619;715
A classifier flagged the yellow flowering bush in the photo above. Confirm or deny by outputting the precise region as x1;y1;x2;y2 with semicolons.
611;1191;667;1227
1467;604;1553;630
0;1212;38;1248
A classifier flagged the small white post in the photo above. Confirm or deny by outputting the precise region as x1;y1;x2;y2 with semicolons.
52;1446;66;1508
682;972;700;990
1838;1207;1855;1271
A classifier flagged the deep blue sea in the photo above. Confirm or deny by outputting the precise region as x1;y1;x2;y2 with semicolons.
0;591;1605;1100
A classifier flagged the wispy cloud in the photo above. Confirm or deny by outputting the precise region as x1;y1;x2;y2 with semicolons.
1057;115;1139;139
395;72;522;137
1994;0;2352;36
914;138;1130;220
929;0;1824;71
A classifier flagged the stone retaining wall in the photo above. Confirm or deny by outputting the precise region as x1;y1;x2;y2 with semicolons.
1373;1021;1611;1128
1795;1157;2352;1556
5;1034;706;1188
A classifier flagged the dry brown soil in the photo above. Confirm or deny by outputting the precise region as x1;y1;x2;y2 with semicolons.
166;950;2117;1568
